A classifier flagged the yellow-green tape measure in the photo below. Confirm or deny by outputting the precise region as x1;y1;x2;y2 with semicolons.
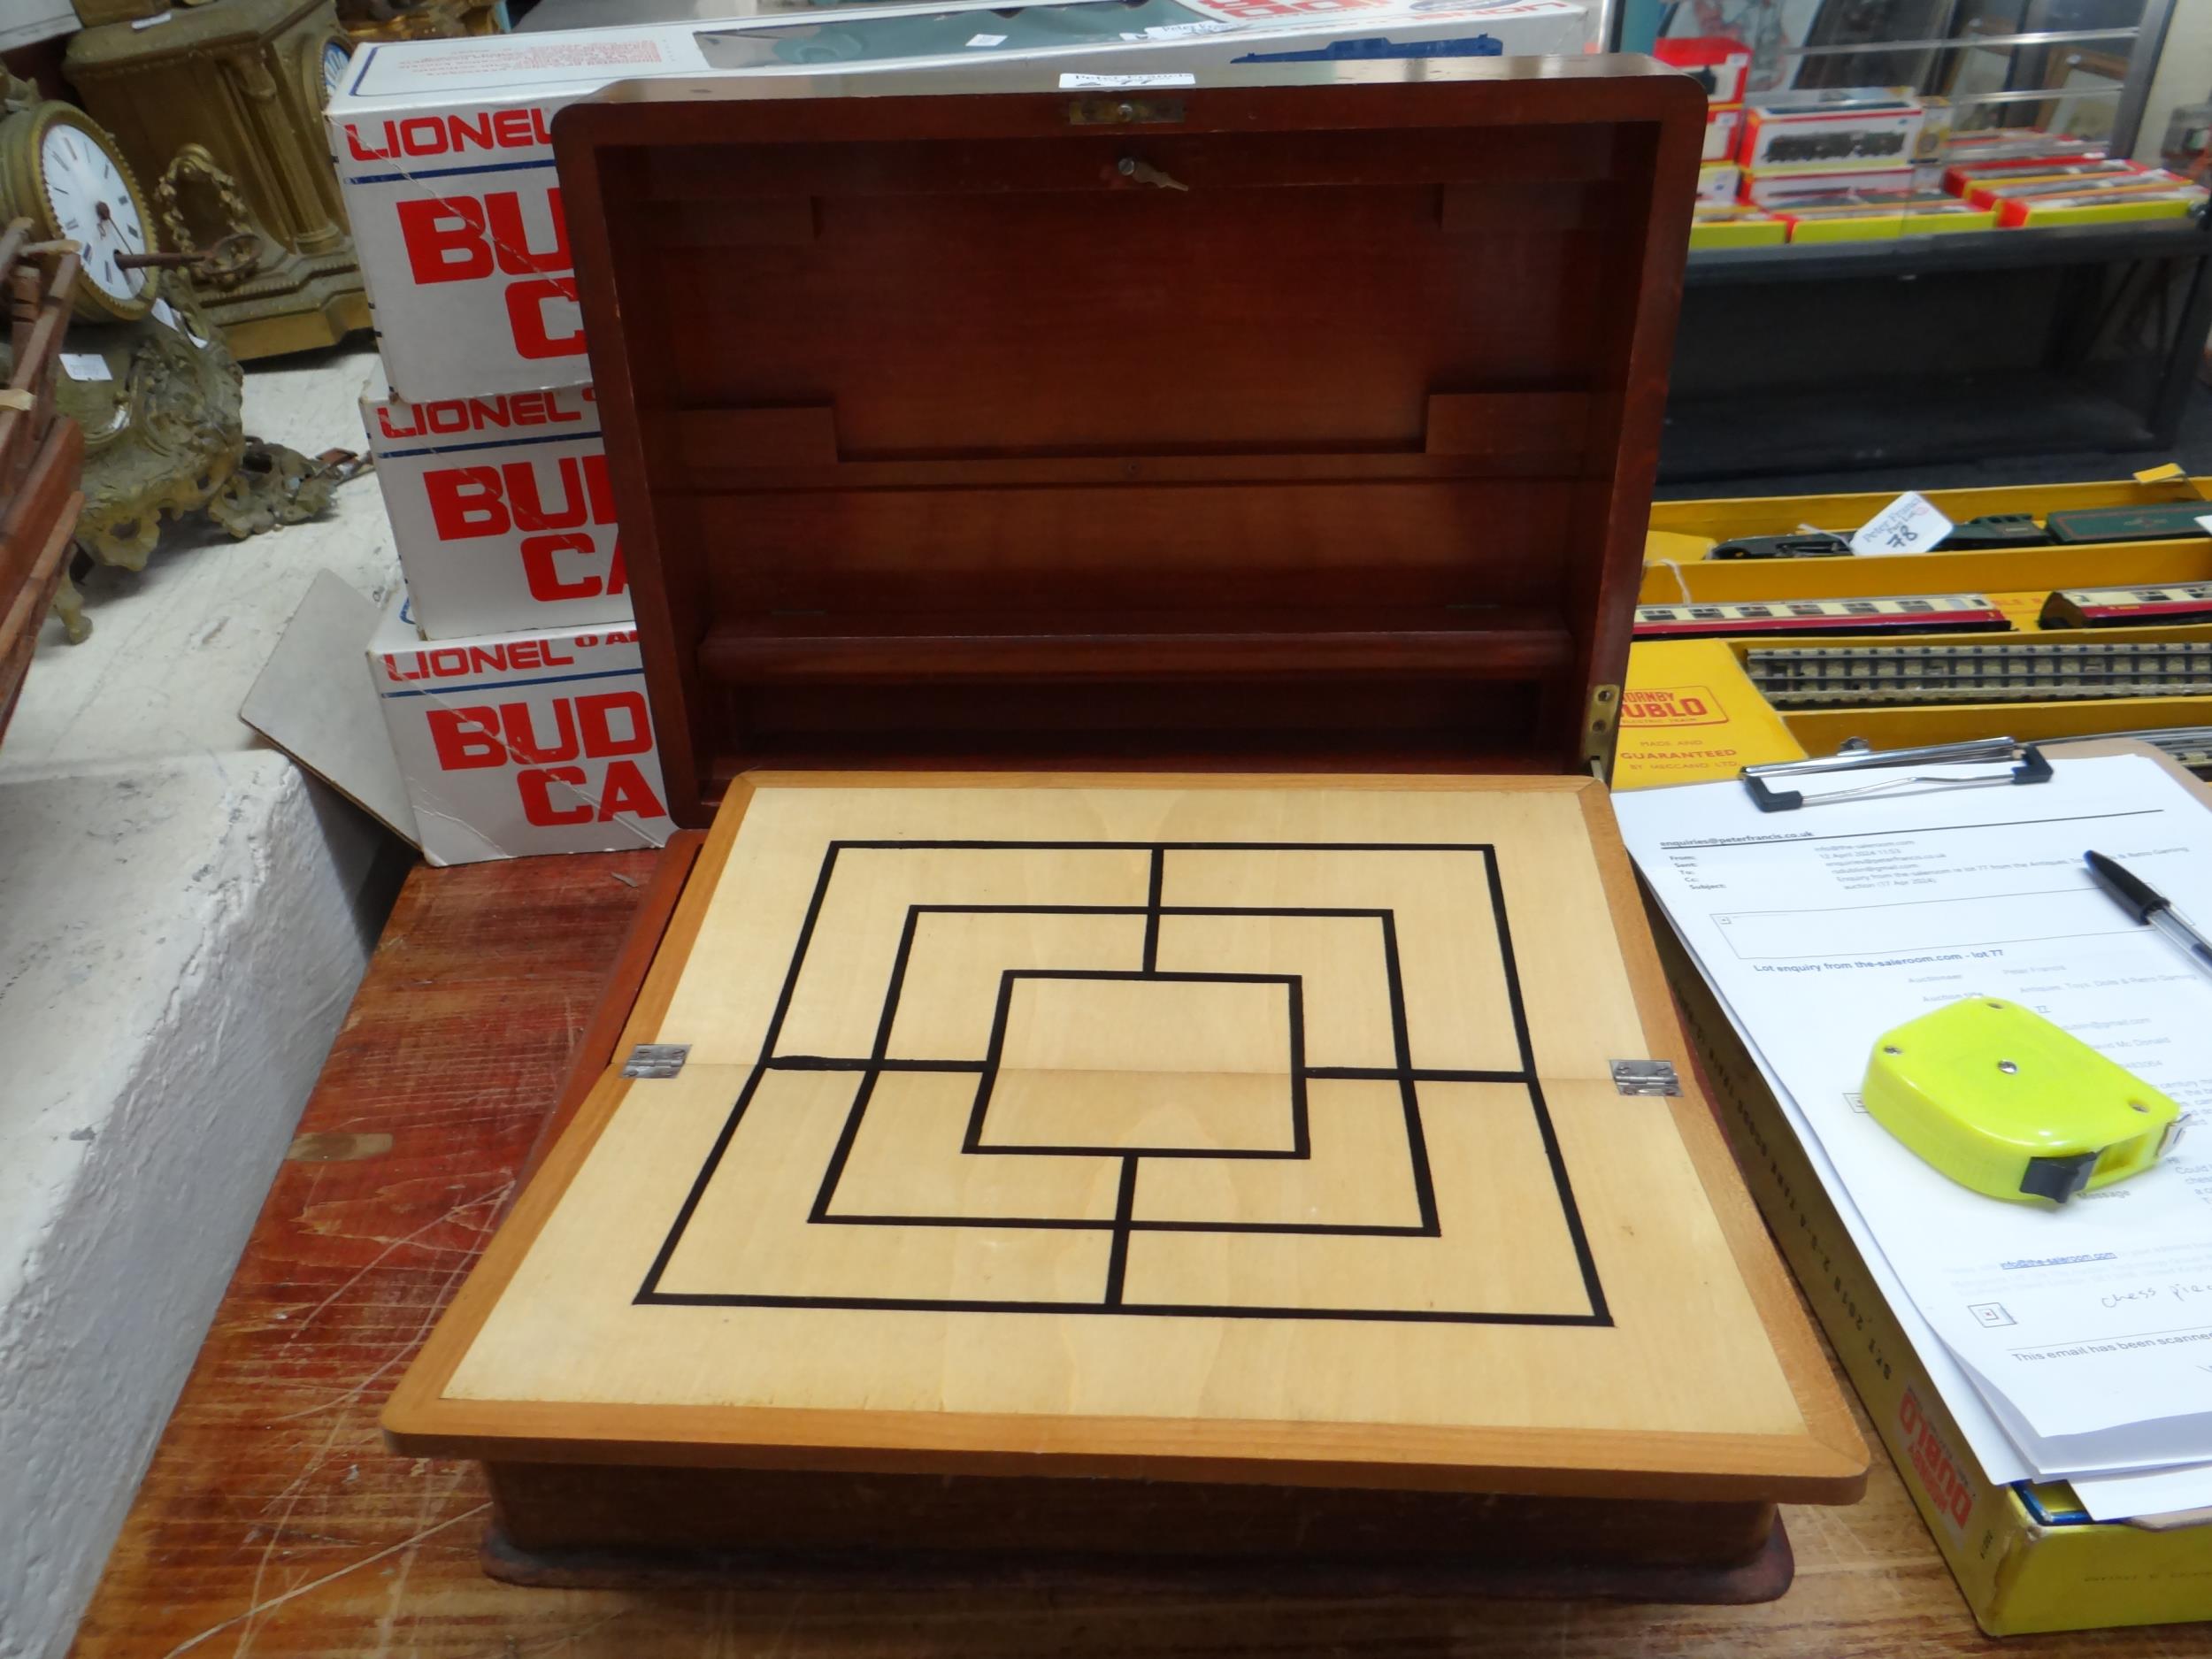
1862;997;2184;1204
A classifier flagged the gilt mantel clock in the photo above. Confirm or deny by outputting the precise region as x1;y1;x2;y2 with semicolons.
337;0;503;44
65;0;370;358
0;96;156;324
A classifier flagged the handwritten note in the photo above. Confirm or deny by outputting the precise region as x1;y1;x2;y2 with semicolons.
1850;489;1955;556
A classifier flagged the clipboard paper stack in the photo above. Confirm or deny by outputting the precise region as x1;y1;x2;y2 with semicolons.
1616;743;2212;1635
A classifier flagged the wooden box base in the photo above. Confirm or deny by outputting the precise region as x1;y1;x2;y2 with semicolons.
481;1463;1793;1604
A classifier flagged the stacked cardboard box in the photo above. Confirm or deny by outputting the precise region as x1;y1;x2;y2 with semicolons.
326;0;1594;864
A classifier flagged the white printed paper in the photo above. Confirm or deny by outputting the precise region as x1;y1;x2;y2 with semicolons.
1850;489;1955;555
1058;72;1197;88
2074;1458;2212;1520
964;33;1006;47
150;297;207;347
1694;958;2037;1486
1617;757;2212;1468
60;352;111;382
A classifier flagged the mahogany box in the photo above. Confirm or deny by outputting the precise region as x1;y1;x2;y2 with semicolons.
381;55;1869;1602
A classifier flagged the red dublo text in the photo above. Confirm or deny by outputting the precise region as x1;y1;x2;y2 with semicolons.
423;452;626;602
426;691;665;826
1897;1389;1975;1529
395;187;580;360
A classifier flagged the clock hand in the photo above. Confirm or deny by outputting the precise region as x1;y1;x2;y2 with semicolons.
93;190;144;253
91;203;142;261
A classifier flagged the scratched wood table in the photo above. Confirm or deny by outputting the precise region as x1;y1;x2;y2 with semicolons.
65;847;2196;1659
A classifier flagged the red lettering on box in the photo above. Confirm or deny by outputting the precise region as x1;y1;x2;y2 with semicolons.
520;534;599;601
343;108;556;164
484;188;570;274
499;698;579;763
518;764;594;826
511;455;595;531
379;386;592;442
425;466;504;538
424;457;606;541
506;275;584;359
428;706;504;769
397;196;492;285
395;189;571;302
577;691;651;757
1897;1389;1976;1532
596;758;666;820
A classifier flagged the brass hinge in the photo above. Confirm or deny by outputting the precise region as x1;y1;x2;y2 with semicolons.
622;1043;689;1079
1582;683;1622;779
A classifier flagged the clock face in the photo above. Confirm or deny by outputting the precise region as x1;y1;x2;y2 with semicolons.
39;119;149;312
324;39;352;99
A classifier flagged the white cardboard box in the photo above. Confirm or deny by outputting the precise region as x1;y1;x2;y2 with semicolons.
1740;92;1925;171
1740;162;1915;206
1695;160;1740;204
364;383;626;638
1701;104;1740;162
367;593;672;864
328;0;1593;403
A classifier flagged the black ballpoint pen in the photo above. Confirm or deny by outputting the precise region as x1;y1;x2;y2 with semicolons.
2085;850;2212;979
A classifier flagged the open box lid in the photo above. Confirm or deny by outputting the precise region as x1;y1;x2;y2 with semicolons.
555;56;1703;826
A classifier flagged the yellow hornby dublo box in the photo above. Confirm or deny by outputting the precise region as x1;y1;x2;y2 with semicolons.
1663;898;2212;1636
1628;472;2212;1634
1617;641;1801;787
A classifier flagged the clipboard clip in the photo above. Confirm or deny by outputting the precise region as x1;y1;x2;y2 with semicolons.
1742;738;2054;813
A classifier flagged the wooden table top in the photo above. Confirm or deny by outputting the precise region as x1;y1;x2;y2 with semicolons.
67;848;2199;1658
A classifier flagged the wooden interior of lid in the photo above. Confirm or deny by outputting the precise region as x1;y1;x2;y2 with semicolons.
557;60;1702;823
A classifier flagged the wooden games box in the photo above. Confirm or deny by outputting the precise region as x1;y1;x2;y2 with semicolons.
381;56;1868;1598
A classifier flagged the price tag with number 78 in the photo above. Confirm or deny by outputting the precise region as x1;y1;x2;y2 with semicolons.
1849;490;1955;556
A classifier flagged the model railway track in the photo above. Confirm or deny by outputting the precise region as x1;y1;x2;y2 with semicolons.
1747;642;2212;708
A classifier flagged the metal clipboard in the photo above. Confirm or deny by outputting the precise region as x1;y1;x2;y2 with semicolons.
1740;738;2054;813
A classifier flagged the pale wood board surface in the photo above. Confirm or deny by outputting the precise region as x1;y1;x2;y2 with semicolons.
386;774;1863;1501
